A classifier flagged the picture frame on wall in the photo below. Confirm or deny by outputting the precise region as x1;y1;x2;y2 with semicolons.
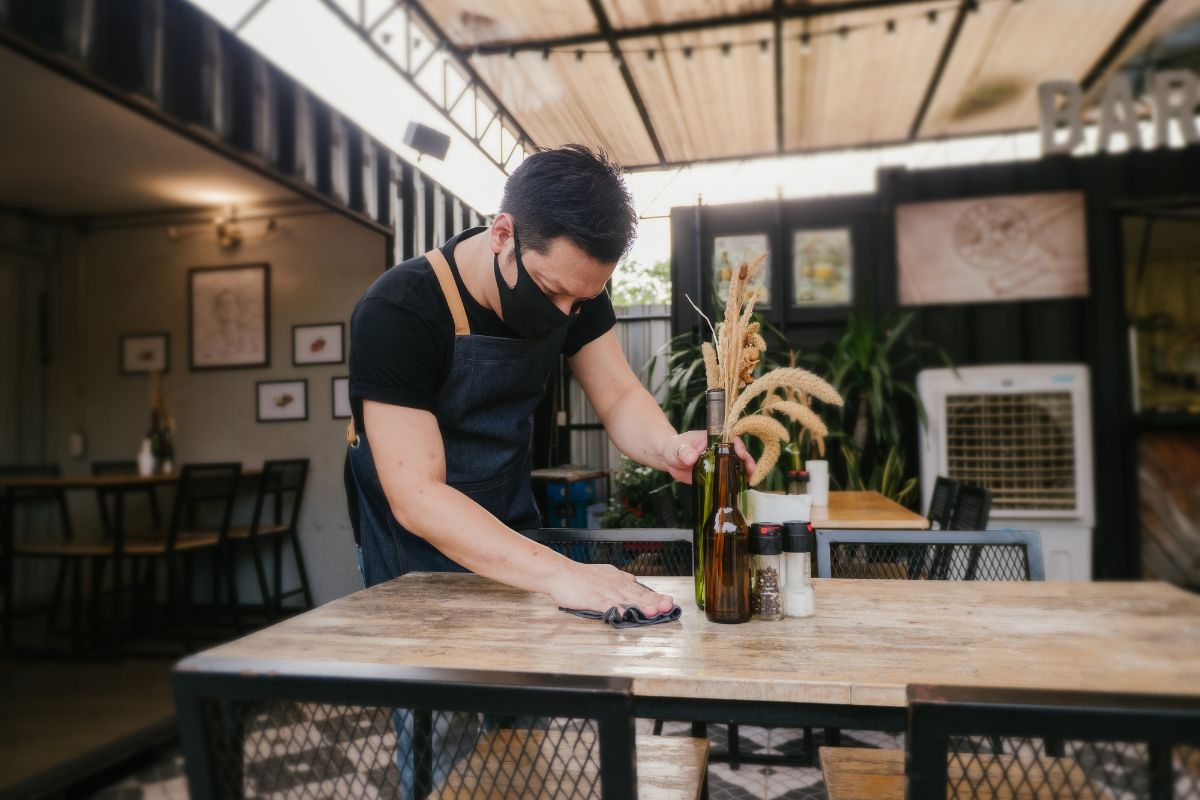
332;376;351;419
293;322;345;366
792;228;854;307
188;263;270;370
120;332;169;374
712;233;771;310
256;379;308;423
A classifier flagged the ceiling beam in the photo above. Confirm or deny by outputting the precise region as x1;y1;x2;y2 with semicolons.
465;0;944;56
585;0;666;165
908;0;972;140
1080;0;1168;92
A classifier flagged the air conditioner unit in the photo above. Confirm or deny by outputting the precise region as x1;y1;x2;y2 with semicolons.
917;365;1094;580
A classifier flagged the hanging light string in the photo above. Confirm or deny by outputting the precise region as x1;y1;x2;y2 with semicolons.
465;0;1018;62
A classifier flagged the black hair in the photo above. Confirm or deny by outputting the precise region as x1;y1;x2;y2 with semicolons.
498;144;636;264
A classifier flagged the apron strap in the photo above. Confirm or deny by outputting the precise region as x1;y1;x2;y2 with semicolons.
426;247;471;337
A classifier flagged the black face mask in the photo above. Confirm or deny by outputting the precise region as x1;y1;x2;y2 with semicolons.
494;225;575;341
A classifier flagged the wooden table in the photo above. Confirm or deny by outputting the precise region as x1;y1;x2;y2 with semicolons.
0;469;262;652
200;573;1200;730
811;491;928;530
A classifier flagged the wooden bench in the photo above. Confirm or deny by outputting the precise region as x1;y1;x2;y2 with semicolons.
820;746;1103;800
437;729;708;800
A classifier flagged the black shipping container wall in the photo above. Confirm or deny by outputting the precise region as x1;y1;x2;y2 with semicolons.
670;145;1200;579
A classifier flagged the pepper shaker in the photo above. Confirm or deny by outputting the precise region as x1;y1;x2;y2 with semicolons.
782;521;816;618
750;523;784;621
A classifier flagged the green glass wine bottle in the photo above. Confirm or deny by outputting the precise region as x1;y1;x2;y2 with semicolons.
692;388;725;609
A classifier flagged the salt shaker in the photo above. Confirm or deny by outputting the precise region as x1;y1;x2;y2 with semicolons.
782;521;815;618
749;523;784;621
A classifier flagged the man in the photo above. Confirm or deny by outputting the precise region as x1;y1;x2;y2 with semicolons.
346;144;753;616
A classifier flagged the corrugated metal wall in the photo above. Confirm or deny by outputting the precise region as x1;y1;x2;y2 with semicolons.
567;304;672;473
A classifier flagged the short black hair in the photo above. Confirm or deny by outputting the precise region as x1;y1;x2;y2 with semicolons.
499;144;636;264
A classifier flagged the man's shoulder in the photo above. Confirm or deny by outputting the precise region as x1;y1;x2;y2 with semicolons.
351;255;453;339
357;254;438;307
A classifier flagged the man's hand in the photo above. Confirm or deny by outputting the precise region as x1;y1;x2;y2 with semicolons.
547;563;675;616
661;431;757;484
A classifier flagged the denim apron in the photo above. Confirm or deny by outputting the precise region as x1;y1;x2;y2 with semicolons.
346;246;567;587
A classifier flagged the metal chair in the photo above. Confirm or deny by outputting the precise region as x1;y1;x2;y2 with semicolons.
92;459;162;533
227;459;312;619
926;476;959;530
15;463;241;654
522;528;693;577
815;529;1045;582
173;656;709;800
948;483;992;530
0;464;74;649
823;684;1200;800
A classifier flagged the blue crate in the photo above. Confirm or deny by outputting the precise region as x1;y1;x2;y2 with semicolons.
545;479;596;504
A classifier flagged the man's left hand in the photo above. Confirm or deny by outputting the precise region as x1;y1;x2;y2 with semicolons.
662;431;757;484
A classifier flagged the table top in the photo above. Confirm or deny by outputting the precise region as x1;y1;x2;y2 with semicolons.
0;469;262;491
810;491;928;530
201;573;1200;708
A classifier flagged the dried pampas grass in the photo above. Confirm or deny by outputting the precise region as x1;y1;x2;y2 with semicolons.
688;252;844;485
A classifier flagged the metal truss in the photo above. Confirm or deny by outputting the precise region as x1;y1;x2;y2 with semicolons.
271;0;537;173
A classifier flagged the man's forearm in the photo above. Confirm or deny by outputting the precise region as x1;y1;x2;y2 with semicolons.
390;482;572;594
596;384;678;471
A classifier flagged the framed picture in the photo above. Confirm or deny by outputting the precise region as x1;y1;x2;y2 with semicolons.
188;263;270;370
896;192;1087;305
792;228;853;306
120;332;169;374
256;379;308;423
293;322;345;366
332;376;351;419
713;233;770;309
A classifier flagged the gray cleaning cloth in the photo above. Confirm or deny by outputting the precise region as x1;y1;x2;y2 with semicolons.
560;581;682;628
560;604;683;629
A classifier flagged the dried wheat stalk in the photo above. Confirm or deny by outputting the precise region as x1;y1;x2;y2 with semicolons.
693;252;844;485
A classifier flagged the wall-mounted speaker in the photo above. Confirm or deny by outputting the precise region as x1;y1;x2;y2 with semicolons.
403;122;450;161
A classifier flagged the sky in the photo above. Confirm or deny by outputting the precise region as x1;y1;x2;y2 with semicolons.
186;0;1164;268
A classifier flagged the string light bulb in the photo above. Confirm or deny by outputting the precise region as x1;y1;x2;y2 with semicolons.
542;48;550;60
647;48;656;62
799;31;812;54
575;49;584;62
927;9;939;23
837;25;849;39
759;38;769;53
721;42;732;56
683;45;693;60
886;19;896;33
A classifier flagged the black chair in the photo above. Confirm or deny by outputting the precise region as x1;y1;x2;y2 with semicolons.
227;459;312;620
92;460;162;534
822;685;1200;800
0;464;74;648
522;528;693;577
815;529;1045;582
948;483;992;530
16;463;241;654
926;476;959;530
173;656;709;799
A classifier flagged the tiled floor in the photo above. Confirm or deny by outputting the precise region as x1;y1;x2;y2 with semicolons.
94;723;903;799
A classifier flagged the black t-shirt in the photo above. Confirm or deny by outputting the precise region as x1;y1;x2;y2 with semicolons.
349;227;615;430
